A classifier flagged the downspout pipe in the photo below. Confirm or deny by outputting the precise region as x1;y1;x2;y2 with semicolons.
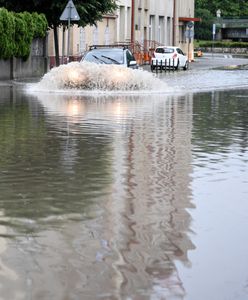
131;0;135;46
173;0;176;46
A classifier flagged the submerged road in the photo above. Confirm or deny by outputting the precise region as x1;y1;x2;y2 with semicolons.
190;53;248;70
143;53;248;93
0;54;248;300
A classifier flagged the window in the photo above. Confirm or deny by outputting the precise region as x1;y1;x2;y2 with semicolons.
155;47;174;54
126;50;135;63
177;48;184;55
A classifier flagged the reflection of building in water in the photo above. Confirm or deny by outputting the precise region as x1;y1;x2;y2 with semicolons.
21;93;195;298
102;94;195;298
35;93;195;297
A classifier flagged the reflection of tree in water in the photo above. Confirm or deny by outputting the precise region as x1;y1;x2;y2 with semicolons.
192;90;248;154
0;92;113;232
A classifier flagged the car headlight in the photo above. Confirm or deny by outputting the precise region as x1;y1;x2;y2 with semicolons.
68;70;81;83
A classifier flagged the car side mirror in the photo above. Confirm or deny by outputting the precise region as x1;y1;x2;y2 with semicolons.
129;60;137;66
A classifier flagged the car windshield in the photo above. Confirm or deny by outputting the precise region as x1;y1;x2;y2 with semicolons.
83;49;124;64
155;48;174;54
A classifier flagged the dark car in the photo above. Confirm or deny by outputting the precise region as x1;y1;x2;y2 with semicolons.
81;46;138;68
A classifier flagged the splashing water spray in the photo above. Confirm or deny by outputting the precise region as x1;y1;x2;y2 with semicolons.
31;62;168;93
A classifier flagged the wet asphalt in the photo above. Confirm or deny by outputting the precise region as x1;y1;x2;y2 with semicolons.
190;53;248;70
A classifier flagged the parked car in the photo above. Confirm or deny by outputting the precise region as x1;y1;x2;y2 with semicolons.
81;46;138;69
151;46;189;71
194;47;203;57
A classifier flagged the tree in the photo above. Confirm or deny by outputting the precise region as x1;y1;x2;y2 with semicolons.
195;0;248;17
0;8;15;59
0;8;47;59
0;0;117;65
194;8;213;41
195;0;248;40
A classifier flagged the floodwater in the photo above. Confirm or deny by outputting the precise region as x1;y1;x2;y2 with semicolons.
0;64;248;300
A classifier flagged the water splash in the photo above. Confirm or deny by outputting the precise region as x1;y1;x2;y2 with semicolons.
32;62;168;93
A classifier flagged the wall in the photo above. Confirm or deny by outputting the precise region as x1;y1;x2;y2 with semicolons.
0;38;48;81
45;0;195;63
11;56;48;79
177;0;195;60
137;0;174;46
48;16;117;60
0;60;11;80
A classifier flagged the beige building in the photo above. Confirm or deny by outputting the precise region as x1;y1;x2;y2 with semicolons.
48;0;196;66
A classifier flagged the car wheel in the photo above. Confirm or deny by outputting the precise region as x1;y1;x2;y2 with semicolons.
183;61;189;70
174;60;179;70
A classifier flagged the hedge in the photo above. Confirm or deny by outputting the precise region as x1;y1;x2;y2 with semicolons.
198;40;248;48
0;8;48;60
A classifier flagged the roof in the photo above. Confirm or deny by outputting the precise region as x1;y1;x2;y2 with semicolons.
179;17;201;22
217;18;248;28
89;44;129;51
155;46;177;48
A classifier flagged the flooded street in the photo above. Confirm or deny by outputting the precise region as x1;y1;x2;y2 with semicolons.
0;61;248;299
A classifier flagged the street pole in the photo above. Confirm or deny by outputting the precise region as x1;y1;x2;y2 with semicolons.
212;23;216;58
67;3;71;63
173;0;176;45
188;38;190;62
60;0;80;64
131;0;135;48
62;25;65;64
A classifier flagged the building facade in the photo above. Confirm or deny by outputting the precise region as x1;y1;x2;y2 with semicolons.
216;18;248;42
48;0;195;66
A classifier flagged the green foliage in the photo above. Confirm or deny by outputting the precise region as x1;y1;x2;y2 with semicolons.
0;0;118;28
0;8;48;59
14;13;34;59
0;8;15;59
75;1;118;27
195;0;248;40
195;0;248;17
0;0;117;64
195;8;213;40
198;40;248;48
32;13;48;38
